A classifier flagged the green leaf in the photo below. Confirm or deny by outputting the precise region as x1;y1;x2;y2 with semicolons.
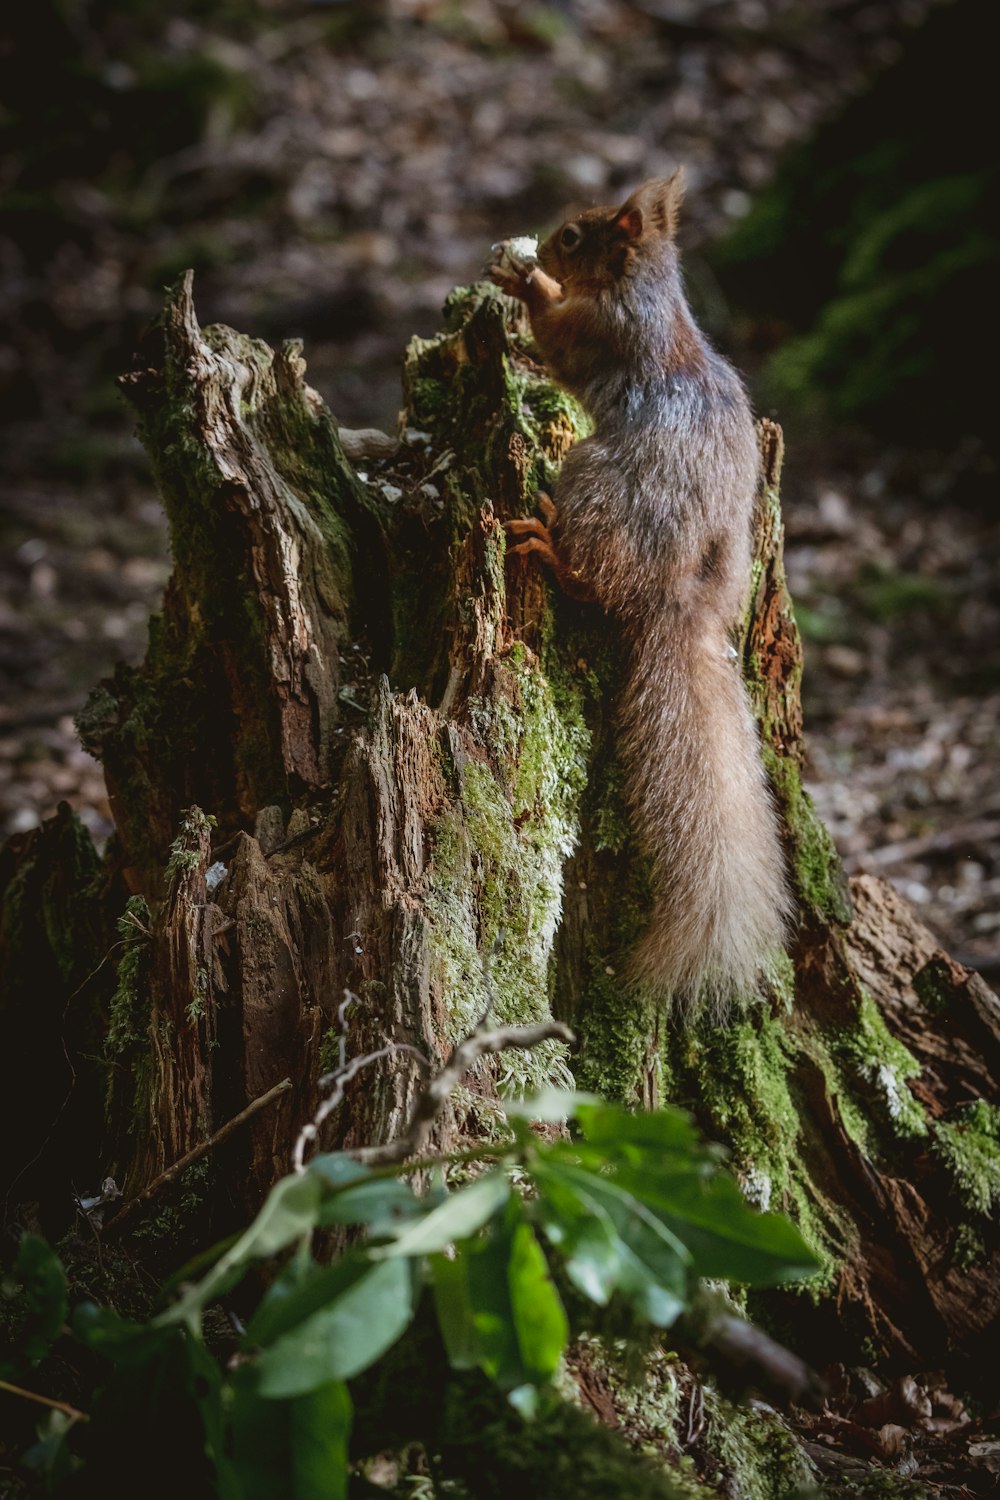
305;1152;438;1232
225;1171;324;1260
317;1177;427;1234
306;1153;371;1188
231;1367;352;1500
537;1102;819;1289
19;1411;80;1488
430;1253;479;1371
73;1303;174;1363
290;1381;352;1500
9;1234;68;1366
256;1257;414;1397
504;1088;599;1122
528;1161;623;1304
431;1199;567;1391
532;1160;689;1326
158;1229;243;1305
373;1169;510;1258
187;1328;235;1489
247;1251;371;1348
230;1367;290;1500
75;1308;234;1495
505;1212;569;1382
576;1100;706;1160
614;1167;821;1286
508;1383;541;1419
160;1171;323;1325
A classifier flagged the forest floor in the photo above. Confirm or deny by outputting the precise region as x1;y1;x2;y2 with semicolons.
1;0;997;986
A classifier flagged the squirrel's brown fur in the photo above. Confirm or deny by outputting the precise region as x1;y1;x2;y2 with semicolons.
490;173;791;1013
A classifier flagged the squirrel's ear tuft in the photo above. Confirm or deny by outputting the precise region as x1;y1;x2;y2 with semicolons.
658;167;686;236
615;169;686;241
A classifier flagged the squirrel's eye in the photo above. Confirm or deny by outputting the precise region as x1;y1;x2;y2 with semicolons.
560;224;582;251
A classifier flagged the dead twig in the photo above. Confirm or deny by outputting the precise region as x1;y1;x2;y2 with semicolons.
291;975;574;1174
678;1305;826;1412
292;1041;433;1173
103;1078;293;1239
0;1377;88;1424
351;1019;576;1168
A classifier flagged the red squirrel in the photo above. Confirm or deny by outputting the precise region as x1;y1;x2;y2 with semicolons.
489;172;791;1014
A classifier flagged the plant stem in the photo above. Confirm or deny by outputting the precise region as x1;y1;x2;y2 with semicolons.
0;1377;88;1423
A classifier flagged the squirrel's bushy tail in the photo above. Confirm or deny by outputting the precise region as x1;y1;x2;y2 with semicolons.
619;611;791;1014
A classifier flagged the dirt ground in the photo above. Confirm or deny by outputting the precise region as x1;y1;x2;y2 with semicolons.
1;0;997;976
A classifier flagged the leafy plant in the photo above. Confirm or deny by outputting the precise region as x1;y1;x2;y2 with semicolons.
4;1092;819;1495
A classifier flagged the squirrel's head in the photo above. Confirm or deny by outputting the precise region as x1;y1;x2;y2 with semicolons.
537;170;686;288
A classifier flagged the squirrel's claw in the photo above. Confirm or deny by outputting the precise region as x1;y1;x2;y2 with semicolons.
505;521;597;604
536;492;558;527
505;516;552;543
505;495;557;542
507;535;560;567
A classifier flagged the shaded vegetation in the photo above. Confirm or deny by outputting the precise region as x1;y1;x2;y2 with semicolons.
716;0;997;463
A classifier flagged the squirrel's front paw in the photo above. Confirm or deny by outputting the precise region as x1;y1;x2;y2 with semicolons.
504;494;558;538
504;511;597;604
488;263;530;301
505;516;552;545
488;260;533;302
487;236;539;301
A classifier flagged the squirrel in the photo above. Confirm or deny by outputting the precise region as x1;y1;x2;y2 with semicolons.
488;172;791;1014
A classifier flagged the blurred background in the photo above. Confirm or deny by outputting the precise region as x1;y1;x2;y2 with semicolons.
1;0;996;973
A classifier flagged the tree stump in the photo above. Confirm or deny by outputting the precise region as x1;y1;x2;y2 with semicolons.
3;272;998;1486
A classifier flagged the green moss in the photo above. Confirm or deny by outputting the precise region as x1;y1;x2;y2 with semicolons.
186;966;209;1023
761;744;852;926
665;1014;846;1290
953;1222;987;1269
582;1347;707;1497
911;958;955;1014
439;1374;689;1500
803;1036;875;1159
562;1343;816;1500
318;1026;342;1076
425;642;590;1097
407;373;451;428
932;1100;1000;1217
399;302;603;1097
518;376;589;436
704;1389;815;1500
591;759;631;856
443;283;494;332
514;369;591;488
528;606;663;1105
132;1159;211;1243
165;808;215;888
835;992;927;1141
830;1471;929;1500
572;969;658;1105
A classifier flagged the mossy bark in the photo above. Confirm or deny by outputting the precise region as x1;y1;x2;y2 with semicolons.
2;275;998;1495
